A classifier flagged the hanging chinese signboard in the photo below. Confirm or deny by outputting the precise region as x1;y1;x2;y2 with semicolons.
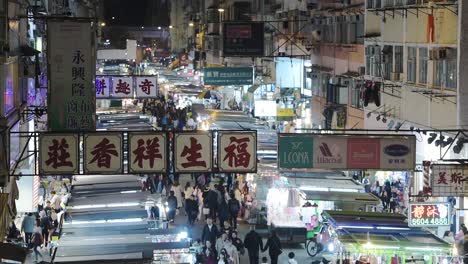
174;132;213;173
223;22;264;57
408;203;451;227
431;164;468;196
128;132;166;173
218;132;257;173
135;77;158;98
203;67;253;86
39;134;79;175
83;133;123;174
47;20;95;131
278;134;416;171
111;76;133;98
95;76;110;98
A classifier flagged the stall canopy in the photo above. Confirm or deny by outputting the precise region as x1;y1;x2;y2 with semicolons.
302;191;379;204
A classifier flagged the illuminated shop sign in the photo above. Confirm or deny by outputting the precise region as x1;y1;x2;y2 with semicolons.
409;203;451;227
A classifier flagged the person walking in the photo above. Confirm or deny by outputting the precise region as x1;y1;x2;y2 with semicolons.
244;227;263;264
228;194;241;229
171;181;184;210
21;213;35;245
218;248;233;264
186;195;198;226
223;238;240;264
201;218;219;246
262;230;282;264
39;210;51;247
202;240;217;264
218;198;230;229
50;191;61;212
31;224;43;262
231;231;245;257
167;191;178;223
216;232;228;254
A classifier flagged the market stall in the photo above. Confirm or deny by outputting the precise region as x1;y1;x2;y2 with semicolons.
311;210;452;263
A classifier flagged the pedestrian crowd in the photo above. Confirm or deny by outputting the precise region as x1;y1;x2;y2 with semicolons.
142;97;197;130
366;178;405;214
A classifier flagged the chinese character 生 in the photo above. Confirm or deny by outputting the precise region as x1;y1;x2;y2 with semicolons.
180;137;206;168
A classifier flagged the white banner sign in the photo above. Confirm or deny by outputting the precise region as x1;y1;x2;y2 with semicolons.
128;133;166;173
313;136;347;169
39;134;79;174
111;76;133;98
96;76;110;98
431;164;468;196
218;132;257;172
84;133;123;174
174;133;212;172
135;77;157;98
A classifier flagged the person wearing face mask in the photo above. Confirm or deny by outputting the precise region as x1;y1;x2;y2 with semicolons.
218;248;233;264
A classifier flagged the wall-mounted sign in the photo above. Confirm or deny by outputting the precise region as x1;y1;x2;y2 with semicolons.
431;164;468;196
39;134;79;175
204;67;253;86
408;203;451;227
278;134;416;170
83;133;123;174
174;132;213;173
218;132;257;173
128;132;166;173
223;22;264;57
48;20;95;131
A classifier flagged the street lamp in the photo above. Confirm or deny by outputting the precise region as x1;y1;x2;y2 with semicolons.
189;22;194;27
218;8;225;12
100;22;106;27
169;25;173;29
158;26;162;30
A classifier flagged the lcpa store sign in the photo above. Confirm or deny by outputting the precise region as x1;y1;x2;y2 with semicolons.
39;131;257;175
278;134;416;170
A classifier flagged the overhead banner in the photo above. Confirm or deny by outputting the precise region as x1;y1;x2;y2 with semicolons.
223;22;264;57
174;132;213;173
96;76;110;98
39;134;79;175
83;133;123;174
218;132;257;173
431;164;468;196
96;76;158;98
408;203;451;227
204;67;253;86
128;132;167;173
47;20;95;131
278;134;416;170
135;77;158;98
111;76;133;98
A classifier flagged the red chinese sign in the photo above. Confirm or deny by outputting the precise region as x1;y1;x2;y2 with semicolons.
409;203;450;227
40;134;79;174
112;77;133;98
84;133;123;174
128;133;166;173
432;164;468;196
175;133;212;172
136;77;157;98
218;132;257;172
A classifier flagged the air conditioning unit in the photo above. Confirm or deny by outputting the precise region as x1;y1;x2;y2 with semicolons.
358;66;366;75
390;72;401;82
330;76;340;85
342;78;351;86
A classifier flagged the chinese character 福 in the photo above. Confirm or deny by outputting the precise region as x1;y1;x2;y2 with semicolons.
180;137;206;168
89;138;118;168
133;137;163;169
223;136;251;168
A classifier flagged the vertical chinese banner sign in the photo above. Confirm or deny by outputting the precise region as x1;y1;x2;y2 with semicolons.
218;132;257;173
174;132;213;173
128;132;166;173
83;133;123;174
47;20;95;131
39;134;79;174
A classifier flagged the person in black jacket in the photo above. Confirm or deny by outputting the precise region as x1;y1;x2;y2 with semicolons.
167;191;177;223
262;230;282;264
244;226;263;264
228;193;241;229
185;195;198;226
201;217;219;247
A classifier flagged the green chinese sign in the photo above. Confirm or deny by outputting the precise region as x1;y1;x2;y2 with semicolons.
48;20;95;131
204;67;253;86
278;134;314;169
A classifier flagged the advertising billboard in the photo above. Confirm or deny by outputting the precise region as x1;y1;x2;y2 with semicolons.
408;203;451;227
204;67;253;86
431;164;468;196
223;22;264;57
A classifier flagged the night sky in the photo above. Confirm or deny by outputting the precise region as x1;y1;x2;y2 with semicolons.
104;0;169;27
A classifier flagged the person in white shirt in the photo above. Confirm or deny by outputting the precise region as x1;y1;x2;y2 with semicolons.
50;191;61;212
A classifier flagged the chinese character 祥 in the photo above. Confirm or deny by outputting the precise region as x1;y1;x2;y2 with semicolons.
412;205;425;219
223;136;251;168
426;206;439;218
451;172;463;185
96;79;106;95
45;138;73;169
72;67;85;80
115;79;131;95
89;138;118;168
73;50;85;65
139;79;154;95
180;137;206;168
133;137;163;168
438;172;448;185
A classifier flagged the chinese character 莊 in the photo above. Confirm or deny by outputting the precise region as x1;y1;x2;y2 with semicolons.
45;138;74;169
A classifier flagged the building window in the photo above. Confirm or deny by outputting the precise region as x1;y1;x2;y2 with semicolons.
382;45;393;80
435;49;457;89
418;47;428;84
407;47;417;83
395;46;403;74
351;81;363;109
